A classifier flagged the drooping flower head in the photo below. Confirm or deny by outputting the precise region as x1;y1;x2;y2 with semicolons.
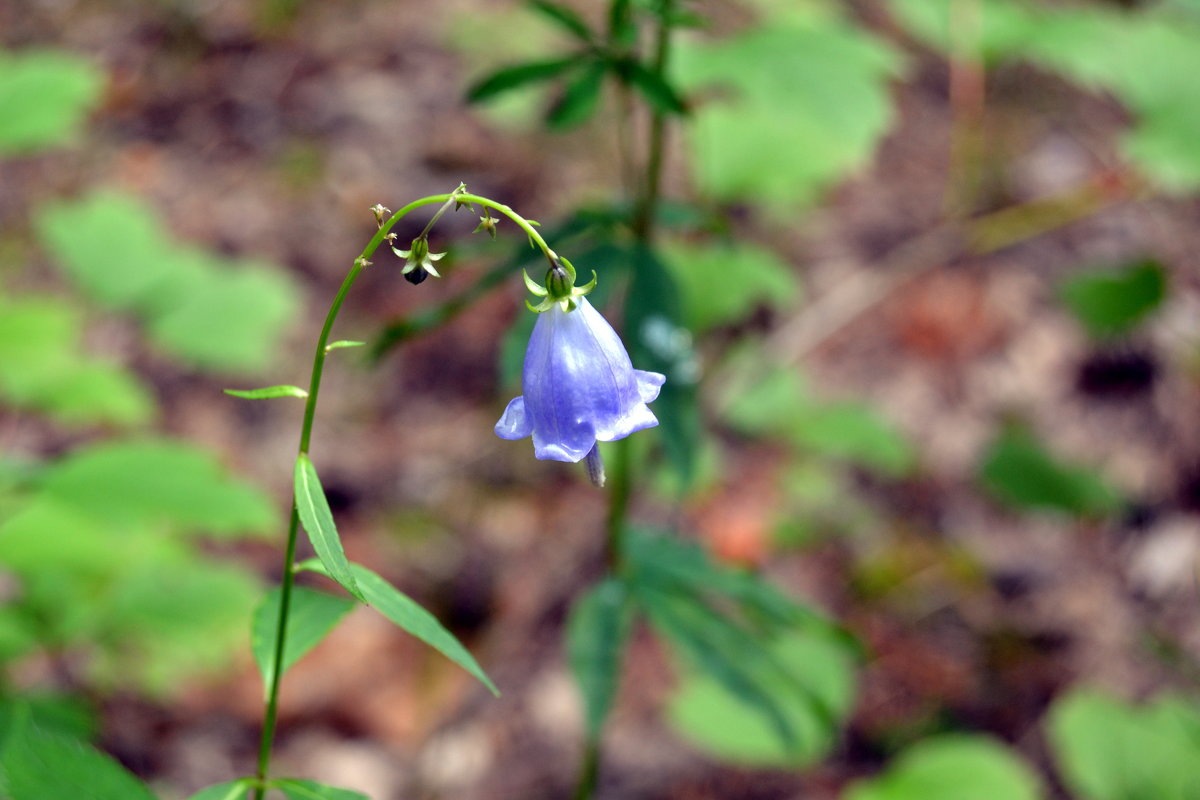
495;259;665;472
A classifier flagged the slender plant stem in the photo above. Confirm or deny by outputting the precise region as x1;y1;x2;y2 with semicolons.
252;187;550;798
578;3;677;799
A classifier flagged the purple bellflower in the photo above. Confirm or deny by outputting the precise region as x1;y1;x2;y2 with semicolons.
495;260;665;480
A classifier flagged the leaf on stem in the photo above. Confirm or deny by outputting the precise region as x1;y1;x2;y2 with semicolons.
546;60;607;129
298;560;499;696
466;57;579;103
224;385;308;400
185;781;254;800
272;779;370;800
251;586;356;694
293;455;363;601
567;577;634;738
619;58;687;115
527;0;595;43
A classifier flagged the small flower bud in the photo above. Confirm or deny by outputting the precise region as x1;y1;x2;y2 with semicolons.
545;261;574;299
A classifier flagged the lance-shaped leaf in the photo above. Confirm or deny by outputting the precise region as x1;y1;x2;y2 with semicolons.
546;60;606;129
466;57;579;103
224;385;308;400
272;779;370;800
300;560;498;696
294;455;363;601
251;585;356;693
186;781;253;800
528;0;594;42
567;577;634;738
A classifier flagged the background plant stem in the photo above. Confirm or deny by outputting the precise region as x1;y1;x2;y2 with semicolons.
577;2;676;798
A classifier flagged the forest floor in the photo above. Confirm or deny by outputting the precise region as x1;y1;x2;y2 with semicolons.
5;1;1200;799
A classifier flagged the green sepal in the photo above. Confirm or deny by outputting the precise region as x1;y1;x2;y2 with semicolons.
523;269;549;296
527;297;556;313
575;270;598;296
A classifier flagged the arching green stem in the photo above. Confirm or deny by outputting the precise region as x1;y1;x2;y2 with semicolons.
252;187;551;798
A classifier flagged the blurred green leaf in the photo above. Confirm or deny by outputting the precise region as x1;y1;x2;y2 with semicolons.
662;241;799;332
35;192;176;309
844;735;1042;800
527;0;595;42
294;455;362;601
41;438;278;536
273;779;369;800
0;296;153;427
186;781;252;800
619;58;687;115
300;560;498;696
466;57;579;103
0;705;158;800
0;49;103;154
1059;260;1166;339
546;60;606;129
100;554;260;694
666;628;856;767
891;1;1200;190
639;581;799;749
676;13;902;212
979;426;1121;516
252;586;356;693
36;192;301;372
725;365;915;477
628;528;852;756
0;693;97;743
567;577;633;738
224;385;308;400
144;248;300;372
1048;689;1200;800
888;0;1040;65
625;245;701;486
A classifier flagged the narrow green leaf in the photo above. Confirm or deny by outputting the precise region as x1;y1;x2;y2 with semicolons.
466;57;579;103
608;0;635;46
637;583;797;748
527;0;594;42
293;455;363;601
251;586;356;692
224;385;308;400
301;561;498;696
667;629;856;767
272;779;369;800
186;780;253;800
546;60;606;129
0;705;159;800
325;340;366;352
619;58;687;115
567;578;633;737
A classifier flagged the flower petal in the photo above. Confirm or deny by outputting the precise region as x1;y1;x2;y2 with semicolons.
494;396;532;440
634;370;666;403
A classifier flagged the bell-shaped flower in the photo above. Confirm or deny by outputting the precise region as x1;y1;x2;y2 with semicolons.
495;296;665;463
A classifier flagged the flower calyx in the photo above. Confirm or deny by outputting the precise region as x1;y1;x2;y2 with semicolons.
393;235;445;285
474;210;498;240
523;257;597;313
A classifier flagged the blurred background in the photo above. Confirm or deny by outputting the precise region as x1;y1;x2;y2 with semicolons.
3;0;1200;798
